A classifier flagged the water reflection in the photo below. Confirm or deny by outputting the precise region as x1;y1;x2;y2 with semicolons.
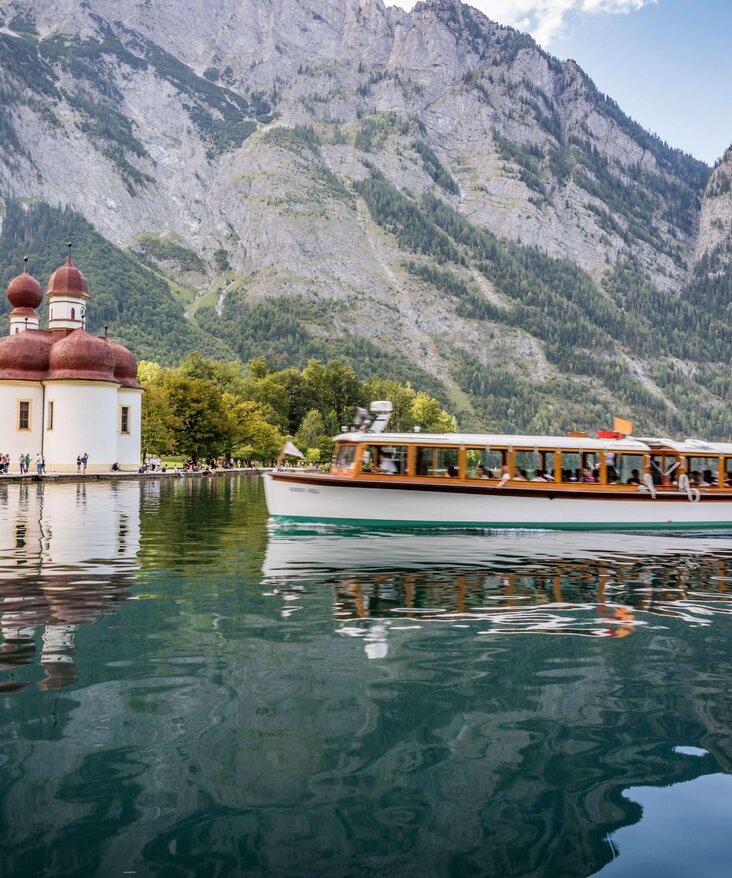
0;481;139;693
264;530;732;654
1;480;732;876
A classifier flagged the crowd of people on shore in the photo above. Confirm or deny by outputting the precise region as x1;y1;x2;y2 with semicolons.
1;452;47;475
1;451;265;477
137;457;261;475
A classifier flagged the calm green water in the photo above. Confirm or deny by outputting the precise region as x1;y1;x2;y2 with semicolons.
2;475;732;877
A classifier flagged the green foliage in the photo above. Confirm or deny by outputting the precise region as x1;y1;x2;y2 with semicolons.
294;408;328;450
493;131;546;196
138;355;455;463
162;374;233;461
412;141;459;194
355;166;464;264
133;235;206;273
260;125;320;156
213;249;231;272
196;293;447;401
354;114;400;152
0;200;232;363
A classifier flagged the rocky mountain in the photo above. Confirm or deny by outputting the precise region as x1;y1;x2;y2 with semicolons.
0;0;730;436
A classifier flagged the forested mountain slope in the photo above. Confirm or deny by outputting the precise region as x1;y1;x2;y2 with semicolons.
0;0;730;436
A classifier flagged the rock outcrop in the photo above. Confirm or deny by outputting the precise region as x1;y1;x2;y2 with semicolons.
0;0;730;436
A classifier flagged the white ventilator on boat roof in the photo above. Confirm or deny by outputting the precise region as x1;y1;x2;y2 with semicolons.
369;401;393;434
352;407;373;431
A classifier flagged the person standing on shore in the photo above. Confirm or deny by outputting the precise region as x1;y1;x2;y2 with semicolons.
36;453;43;476
76;455;82;474
19;453;25;474
82;452;89;473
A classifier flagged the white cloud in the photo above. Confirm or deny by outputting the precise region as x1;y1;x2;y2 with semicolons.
388;0;656;47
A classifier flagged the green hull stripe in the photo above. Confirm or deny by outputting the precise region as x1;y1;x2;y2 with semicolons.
271;515;732;531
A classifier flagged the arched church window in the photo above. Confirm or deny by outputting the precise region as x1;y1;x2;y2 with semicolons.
71;307;76;320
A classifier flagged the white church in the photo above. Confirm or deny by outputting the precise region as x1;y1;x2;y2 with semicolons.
0;251;142;472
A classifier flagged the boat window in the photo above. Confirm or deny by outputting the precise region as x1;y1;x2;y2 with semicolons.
333;445;357;471
540;451;556;482
560;451;599;483
614;454;644;485
361;445;408;475
685;456;719;487
514;450;557;482
415;446;459;478
466;448;506;480
650;454;681;486
560;452;581;483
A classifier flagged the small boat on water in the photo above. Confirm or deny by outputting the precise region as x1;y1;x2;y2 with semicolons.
263;403;732;531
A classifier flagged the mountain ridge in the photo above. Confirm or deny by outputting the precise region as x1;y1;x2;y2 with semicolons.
0;0;730;436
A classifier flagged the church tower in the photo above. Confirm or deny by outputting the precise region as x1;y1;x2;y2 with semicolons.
7;258;43;334
46;245;89;331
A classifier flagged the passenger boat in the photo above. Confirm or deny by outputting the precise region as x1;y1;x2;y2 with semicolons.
263;404;732;530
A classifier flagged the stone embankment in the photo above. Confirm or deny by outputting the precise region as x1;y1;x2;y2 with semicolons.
0;468;266;483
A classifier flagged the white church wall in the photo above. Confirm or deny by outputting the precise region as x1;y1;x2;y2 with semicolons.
117;389;143;470
0;382;43;469
42;382;119;472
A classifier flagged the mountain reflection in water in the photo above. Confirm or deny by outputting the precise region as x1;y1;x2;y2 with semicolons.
2;477;732;877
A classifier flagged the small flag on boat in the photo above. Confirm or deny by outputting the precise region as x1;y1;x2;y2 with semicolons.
282;441;305;459
613;417;633;436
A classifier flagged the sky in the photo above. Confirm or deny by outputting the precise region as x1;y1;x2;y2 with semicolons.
388;0;731;166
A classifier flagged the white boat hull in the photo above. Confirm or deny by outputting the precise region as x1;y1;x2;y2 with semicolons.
263;473;732;530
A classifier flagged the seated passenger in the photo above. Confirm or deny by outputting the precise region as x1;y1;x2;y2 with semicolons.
690;470;701;487
496;464;511;487
380;456;399;474
702;468;715;486
447;465;458;478
582;467;596;483
542;469;555;481
650;462;663;486
627;469;641;485
514;468;527;481
531;469;545;482
476;464;489;479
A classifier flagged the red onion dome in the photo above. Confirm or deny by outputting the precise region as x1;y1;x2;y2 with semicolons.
0;331;54;381
47;257;89;298
46;329;116;382
108;341;141;389
7;268;43;310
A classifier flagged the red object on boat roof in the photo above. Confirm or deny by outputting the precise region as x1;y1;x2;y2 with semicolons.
597;430;623;439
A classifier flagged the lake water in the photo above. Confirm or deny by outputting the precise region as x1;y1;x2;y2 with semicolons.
2;475;732;877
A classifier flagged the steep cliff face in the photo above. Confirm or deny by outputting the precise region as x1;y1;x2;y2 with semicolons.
0;0;709;279
0;0;730;436
696;147;732;263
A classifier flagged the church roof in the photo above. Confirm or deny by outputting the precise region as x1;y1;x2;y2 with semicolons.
7;265;43;311
0;328;141;386
1;255;141;387
47;257;89;299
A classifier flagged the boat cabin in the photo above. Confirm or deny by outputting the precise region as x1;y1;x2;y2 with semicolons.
331;432;732;491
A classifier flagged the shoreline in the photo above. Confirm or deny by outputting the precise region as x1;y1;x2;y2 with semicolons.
0;467;266;483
